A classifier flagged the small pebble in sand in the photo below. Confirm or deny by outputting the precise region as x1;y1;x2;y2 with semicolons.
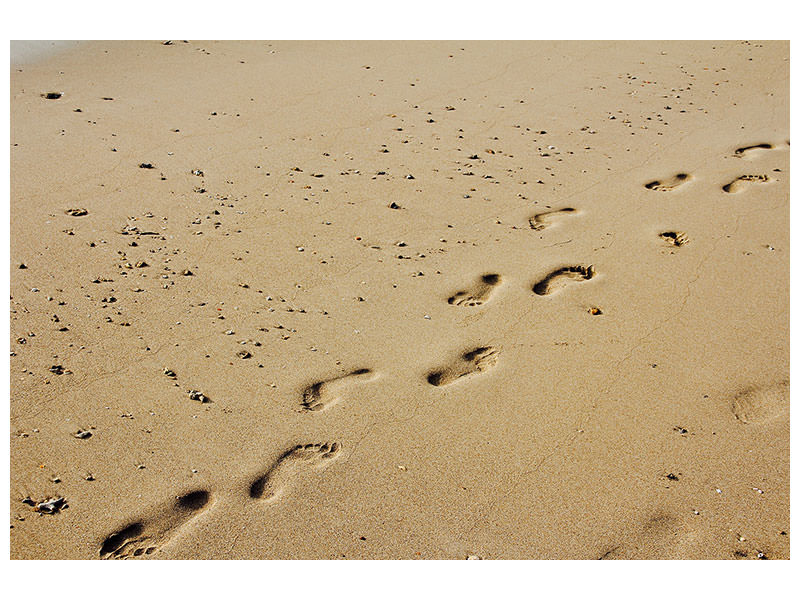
164;368;177;378
466;555;482;560
73;429;92;439
139;163;155;169
236;350;252;359
589;307;603;315
34;497;67;514
42;92;63;100
188;390;211;403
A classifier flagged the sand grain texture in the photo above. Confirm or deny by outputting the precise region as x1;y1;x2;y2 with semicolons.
10;41;789;559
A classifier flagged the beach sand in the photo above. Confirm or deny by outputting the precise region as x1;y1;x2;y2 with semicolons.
9;40;789;559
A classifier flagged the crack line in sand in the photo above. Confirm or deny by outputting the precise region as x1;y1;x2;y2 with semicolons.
453;188;787;546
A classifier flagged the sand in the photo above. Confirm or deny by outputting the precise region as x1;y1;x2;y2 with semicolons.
9;40;789;560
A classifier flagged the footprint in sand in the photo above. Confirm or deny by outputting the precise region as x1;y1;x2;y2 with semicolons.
722;174;771;194
734;143;774;158
730;380;789;424
644;173;692;192
249;442;341;502
99;489;211;559
447;273;502;307
529;207;577;231
532;265;595;296
426;346;500;387
659;231;688;247
300;368;377;411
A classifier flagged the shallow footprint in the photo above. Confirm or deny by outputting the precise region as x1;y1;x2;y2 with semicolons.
249;442;341;502
301;368;376;411
730;380;789;424
659;231;688;247
644;173;691;191
99;489;211;559
722;174;771;194
448;273;502;307
529;207;577;231
533;265;595;296
427;346;500;387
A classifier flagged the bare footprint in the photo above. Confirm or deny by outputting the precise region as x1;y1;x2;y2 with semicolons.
426;346;500;387
300;368;376;411
644;173;692;191
99;489;211;559
722;174;771;194
249;442;341;502
447;273;502;307
734;143;773;158
529;207;577;231
659;231;688;247
532;265;595;296
730;380;789;424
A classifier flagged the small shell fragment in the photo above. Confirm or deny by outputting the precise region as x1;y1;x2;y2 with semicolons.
188;390;210;403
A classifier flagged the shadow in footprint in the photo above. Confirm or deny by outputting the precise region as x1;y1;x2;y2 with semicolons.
529;207;577;231
644;173;691;192
250;443;341;502
427;346;500;387
448;274;502;307
722;175;770;194
659;231;688;247
99;489;211;559
735;143;773;158
731;380;789;424
301;369;376;411
533;265;595;296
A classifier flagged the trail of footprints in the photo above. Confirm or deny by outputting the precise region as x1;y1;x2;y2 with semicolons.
97;139;787;558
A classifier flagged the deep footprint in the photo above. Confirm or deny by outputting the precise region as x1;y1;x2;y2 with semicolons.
300;368;376;411
426;346;500;387
533;265;595;296
730;380;789;424
447;273;502;306
99;489;211;559
644;173;691;191
659;231;688;247
529;207;577;231
734;143;773;158
249;442;341;502
722;174;770;194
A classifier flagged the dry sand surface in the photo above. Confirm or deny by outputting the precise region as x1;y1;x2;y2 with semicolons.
9;40;789;560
